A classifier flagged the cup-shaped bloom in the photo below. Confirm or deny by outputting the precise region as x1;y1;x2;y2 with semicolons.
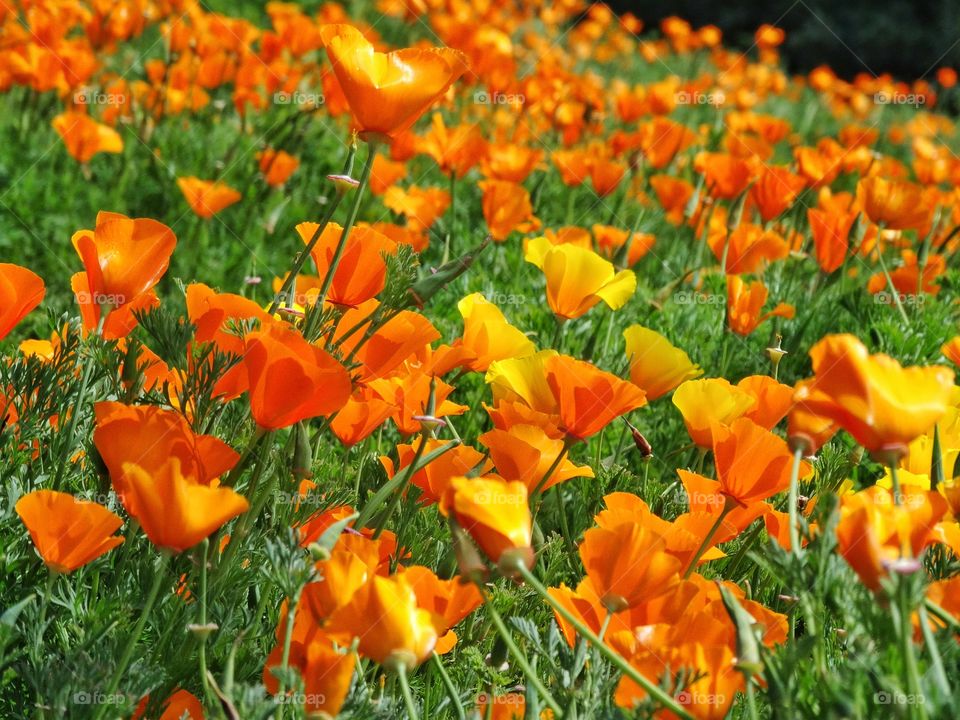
457;292;535;372
580;522;682;612
445;477;534;573
15;490;124;573
795;334;955;457
545;354;647;440
0;263;45;341
808;208;855;273
72;211;176;314
672;378;756;448
726;275;794;336
176;177;242;219
480;424;594;493
402;565;483;654
856;176;932;232
243;322;352;430
943;337;960;367
256;148;299;187
711;417;800;506
326;574;443;670
623;325;702;400
525;235;636;319
296;221;397;307
119;457;249;553
479;179;540;241
319;24;468;140
52;112;123;163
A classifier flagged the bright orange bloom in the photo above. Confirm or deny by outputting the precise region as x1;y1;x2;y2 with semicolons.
176;177;242;219
326;573;442;669
551;149;591;187
479;179;540;242
546;354;647;440
726;275;794;336
638;117;697;169
672;377;757;448
243;322;352;429
263;632;354;716
623;325;702;400
369;154;408;195
330;387;395;447
402;565;483;654
319;24;468;140
589;156;627;197
475;693;526;720
52;112;123;163
480;424;594;493
580;522;682;612
481;143;543;183
651;174;694;225
445;476;534;572
72;211;176;315
383;185;450;231
418;113;487;178
708;223;789;274
368;367;467;435
856;176;932;232
709;417;802;506
15;490;124;573
295;221;397;307
524;236;635;319
808;208;855;273
738;375;795;429
836;486;948;591
592;225;656;266
749;165;805;222
455;293;535;372
943;337;960;367
794;334;955;456
256;148;299;187
381;439;488;506
0;263;45;341
695;152;753;199
132;689;204;720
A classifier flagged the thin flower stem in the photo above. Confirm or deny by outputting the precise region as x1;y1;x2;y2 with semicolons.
482;598;563;717
895;577;927;719
683;502;733;579
317;141;378;307
396;663;420;720
917;603;951;698
198;539;213;706
275;585;304;719
431;652;466;720
512;562;693;720
787;446;804;559
875;231;910;325
97;552;170;719
890;463;903;506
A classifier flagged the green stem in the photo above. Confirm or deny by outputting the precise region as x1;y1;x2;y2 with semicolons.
96;553;170;719
483;599;563;717
198;539;213;707
788;447;804;559
683;502;732;579
275;585;304;717
890;463;903;507
876;241;910;326
431;652;466;720
895;577;927;719
317;142;378;307
512;562;692;719
396;663;420;720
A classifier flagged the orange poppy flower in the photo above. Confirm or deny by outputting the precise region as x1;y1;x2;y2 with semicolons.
865;250;945;298
623;325;702;400
131;689;203;720
72;211;176;315
551;149;591;187
330;387;395;447
256;148;299;187
381;439;488;506
176;177;242;219
695;152;753;199
444;476;534;573
589;156;627;197
524;236;635;319
52;111;123;163
738;375;794;429
794;334;955;457
295;221;397;307
592;225;656;266
672;377;756;448
580;522;682;612
369;366;467;435
708;223;789;274
15;490;124;573
749;165;805;222
808;208;855;273
478;179;540;242
243;322;352;430
638;117;697;169
481;143;543;183
480;424;594;493
319;24;467;141
545;354;647;440
326;573;443;669
335;301;440;381
710;417;803;506
383;185;450;231
943;337;960;367
402;565;483;654
726;275;794;336
263;632;354;716
369;154;408;195
418;113;487;178
0;263;45;341
455;292;535;372
856;176;932;232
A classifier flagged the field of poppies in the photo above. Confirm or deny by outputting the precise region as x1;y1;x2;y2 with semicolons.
2;1;960;718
